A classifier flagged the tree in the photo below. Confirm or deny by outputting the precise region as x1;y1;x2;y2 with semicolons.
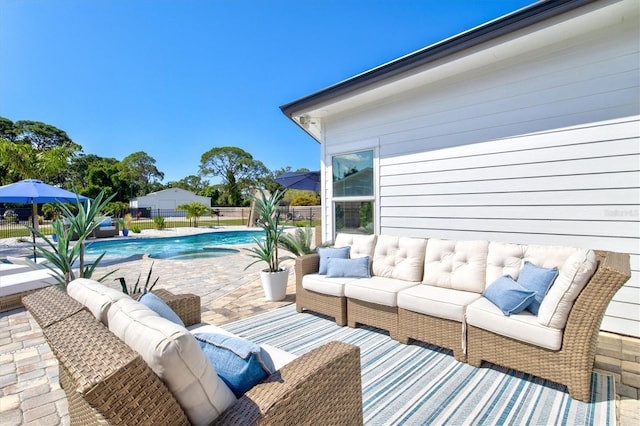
13;120;80;151
119;151;164;197
176;202;210;227
199;147;269;206
167;175;207;194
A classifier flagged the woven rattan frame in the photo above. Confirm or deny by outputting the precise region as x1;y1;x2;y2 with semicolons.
151;289;201;327
347;298;400;340
214;341;363;425
295;253;348;326
398;308;466;361
44;310;190;425
22;286;84;328
0;288;40;313
467;251;630;402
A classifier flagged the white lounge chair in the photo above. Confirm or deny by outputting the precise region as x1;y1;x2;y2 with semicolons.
0;269;58;312
6;256;51;270
0;263;31;276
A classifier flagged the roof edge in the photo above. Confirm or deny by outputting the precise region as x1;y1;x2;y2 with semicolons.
280;0;599;118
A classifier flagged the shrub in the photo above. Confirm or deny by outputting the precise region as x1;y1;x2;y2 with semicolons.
130;225;142;233
153;216;165;229
290;194;319;206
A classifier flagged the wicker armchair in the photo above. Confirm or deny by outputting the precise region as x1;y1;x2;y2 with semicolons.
23;287;363;425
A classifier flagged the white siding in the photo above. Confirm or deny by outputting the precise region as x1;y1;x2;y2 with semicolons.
320;6;639;336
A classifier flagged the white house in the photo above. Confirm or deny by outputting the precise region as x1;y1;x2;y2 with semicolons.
281;0;639;338
129;188;211;213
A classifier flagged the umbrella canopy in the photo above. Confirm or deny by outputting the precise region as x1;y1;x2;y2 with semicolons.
0;179;89;260
0;179;89;204
275;171;321;192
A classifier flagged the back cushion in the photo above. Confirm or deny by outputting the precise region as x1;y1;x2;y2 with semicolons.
67;278;130;326
538;249;597;329
423;239;489;293
372;235;427;282
108;298;236;424
334;233;377;258
485;242;526;284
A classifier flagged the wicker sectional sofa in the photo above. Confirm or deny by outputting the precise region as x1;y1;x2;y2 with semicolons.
23;280;363;425
295;233;630;402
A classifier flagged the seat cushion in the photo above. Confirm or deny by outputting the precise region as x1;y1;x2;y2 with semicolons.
423;239;489;292
0;269;57;295
466;297;563;350
302;273;358;297
398;284;481;322
334;233;377;259
189;323;298;372
108;298;237;425
372;235;427;282
67;278;129;326
345;276;418;307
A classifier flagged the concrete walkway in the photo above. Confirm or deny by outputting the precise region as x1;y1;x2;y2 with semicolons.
1;228;638;425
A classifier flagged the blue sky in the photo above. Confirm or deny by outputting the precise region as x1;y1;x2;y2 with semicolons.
1;0;534;184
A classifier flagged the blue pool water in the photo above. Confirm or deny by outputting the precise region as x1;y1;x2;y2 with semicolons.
84;230;264;262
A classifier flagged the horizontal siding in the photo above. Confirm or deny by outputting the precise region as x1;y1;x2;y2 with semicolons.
320;4;639;337
377;118;639;337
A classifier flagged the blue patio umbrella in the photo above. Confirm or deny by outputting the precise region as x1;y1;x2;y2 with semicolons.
275;171;321;192
0;179;89;259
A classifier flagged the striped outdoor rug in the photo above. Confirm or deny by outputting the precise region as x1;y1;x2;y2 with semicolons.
221;305;615;425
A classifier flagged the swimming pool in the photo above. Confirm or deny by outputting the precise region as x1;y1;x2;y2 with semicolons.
84;230;264;262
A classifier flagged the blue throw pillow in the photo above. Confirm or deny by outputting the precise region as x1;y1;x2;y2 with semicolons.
326;256;370;278
317;246;350;275
138;291;185;327
517;261;559;315
194;333;272;397
483;275;536;316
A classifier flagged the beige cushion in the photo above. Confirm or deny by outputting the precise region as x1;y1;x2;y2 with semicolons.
345;276;418;307
372;235;427;282
398;284;481;322
108;298;236;425
422;239;489;293
188;323;298;372
466;297;563;350
485;242;526;284
334;233;377;259
67;278;129;325
302;273;358;297
537;249;597;329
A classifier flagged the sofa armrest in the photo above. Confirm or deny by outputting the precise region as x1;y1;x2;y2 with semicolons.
295;253;320;288
152;289;202;327
214;341;363;425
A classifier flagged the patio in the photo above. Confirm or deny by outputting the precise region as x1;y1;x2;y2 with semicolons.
1;229;638;425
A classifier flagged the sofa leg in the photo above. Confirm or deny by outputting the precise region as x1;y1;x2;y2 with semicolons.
395;335;410;345
335;318;347;327
296;304;303;313
467;355;482;368
452;350;466;363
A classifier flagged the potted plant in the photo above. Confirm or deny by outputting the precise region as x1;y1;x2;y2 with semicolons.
244;188;291;301
117;213;132;236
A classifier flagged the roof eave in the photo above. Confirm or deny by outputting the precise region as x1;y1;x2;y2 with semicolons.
279;0;599;129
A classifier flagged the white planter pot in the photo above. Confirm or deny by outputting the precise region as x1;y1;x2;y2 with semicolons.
260;268;289;301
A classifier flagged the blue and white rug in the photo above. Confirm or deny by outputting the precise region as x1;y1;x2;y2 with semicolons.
222;305;615;425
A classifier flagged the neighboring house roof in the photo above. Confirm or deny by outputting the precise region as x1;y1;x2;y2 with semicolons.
130;188;208;201
280;0;602;141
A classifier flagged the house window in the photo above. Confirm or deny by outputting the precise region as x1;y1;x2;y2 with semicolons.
332;150;374;235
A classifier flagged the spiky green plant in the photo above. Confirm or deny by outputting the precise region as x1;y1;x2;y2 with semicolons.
244;188;291;272
116;262;159;296
278;226;315;256
27;190;117;290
